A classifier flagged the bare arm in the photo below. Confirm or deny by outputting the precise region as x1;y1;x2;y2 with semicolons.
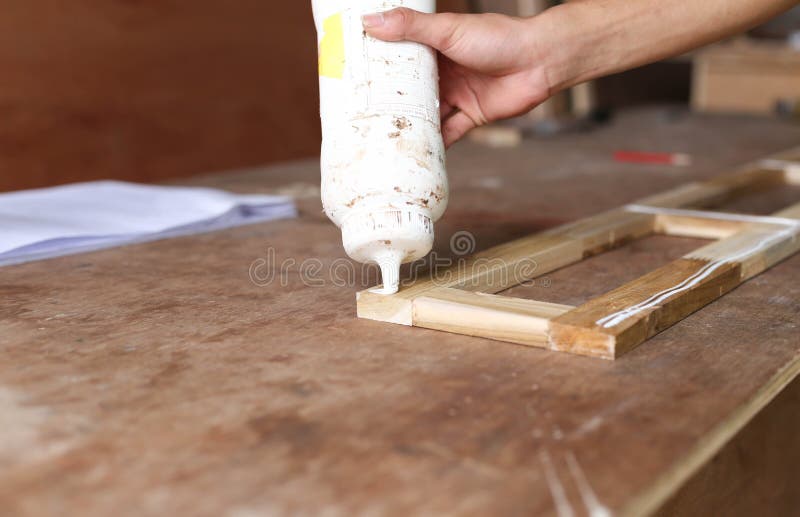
543;0;798;91
363;0;798;146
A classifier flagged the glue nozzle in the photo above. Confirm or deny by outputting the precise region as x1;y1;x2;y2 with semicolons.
371;250;403;295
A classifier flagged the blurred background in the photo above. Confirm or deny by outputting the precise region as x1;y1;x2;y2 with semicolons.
1;1;798;192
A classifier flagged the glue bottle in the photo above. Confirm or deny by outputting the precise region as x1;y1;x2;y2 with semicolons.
312;0;449;295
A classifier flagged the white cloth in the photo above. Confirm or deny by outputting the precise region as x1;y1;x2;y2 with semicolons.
0;181;297;266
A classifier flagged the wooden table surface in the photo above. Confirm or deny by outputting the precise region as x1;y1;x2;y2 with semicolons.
2;108;800;516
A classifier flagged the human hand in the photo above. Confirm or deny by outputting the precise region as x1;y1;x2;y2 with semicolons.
362;8;551;147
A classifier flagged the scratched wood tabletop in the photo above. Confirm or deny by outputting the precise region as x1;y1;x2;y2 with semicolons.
2;108;799;516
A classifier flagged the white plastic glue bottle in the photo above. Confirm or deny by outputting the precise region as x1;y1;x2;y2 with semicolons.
312;0;449;295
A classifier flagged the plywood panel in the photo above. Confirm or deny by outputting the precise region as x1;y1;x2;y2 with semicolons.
692;41;800;114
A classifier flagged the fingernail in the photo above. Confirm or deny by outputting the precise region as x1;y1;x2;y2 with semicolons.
362;12;385;29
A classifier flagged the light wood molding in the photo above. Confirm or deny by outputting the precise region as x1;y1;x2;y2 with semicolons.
358;149;800;359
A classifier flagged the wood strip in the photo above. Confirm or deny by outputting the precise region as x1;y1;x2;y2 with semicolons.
761;145;800;164
451;233;584;293
688;202;800;280
757;142;800;183
357;210;655;321
356;232;582;325
628;204;800;228
544;208;655;257
759;157;800;184
451;209;655;293
552;202;800;359
773;200;800;220
635;168;785;209
549;258;743;359
357;289;416;326
358;148;800;360
688;225;800;281
785;167;800;186
412;288;573;349
653;213;746;239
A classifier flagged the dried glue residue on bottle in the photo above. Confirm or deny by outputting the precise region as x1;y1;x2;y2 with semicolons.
312;0;449;295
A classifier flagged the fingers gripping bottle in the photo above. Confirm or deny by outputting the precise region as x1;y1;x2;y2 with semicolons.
312;0;449;295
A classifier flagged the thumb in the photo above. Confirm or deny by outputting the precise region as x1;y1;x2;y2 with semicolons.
362;8;459;52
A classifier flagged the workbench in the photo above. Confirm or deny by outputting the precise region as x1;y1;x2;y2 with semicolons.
2;108;799;516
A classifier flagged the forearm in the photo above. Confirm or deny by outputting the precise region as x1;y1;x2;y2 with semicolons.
537;0;798;93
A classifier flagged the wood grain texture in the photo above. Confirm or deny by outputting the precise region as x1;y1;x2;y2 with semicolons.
551;199;800;359
0;2;320;192
654;377;800;517
689;225;800;281
635;168;786;210
0;0;469;193
549;258;743;359
654;213;748;239
412;288;573;348
360;161;800;360
2;109;800;516
356;211;654;324
692;41;800;115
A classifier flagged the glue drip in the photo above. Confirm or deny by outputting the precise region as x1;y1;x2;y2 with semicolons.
372;250;403;295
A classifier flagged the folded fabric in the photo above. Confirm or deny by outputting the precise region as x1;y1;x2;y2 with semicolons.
0;181;297;266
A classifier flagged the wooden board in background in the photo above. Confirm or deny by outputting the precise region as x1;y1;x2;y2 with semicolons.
692;40;800;115
0;0;468;193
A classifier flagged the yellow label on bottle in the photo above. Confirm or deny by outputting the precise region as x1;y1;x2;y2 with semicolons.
318;13;345;79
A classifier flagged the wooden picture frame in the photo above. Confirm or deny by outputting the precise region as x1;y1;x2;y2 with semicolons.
357;147;800;359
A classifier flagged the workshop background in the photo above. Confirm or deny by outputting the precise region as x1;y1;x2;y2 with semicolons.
3;2;800;516
1;1;798;193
